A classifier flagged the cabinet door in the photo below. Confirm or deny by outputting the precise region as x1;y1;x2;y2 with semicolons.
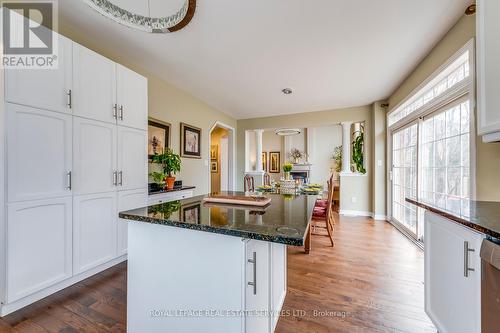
6;104;72;202
117;189;147;256
116;64;148;130
72;43;117;124
477;0;500;137
5;34;72;114
117;127;147;191
73;117;117;195
425;212;484;333
73;192;117;274
245;240;271;333
270;243;287;331
7;197;72;302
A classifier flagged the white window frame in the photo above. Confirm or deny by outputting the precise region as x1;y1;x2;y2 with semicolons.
386;39;477;231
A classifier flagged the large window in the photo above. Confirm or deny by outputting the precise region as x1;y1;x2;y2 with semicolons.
388;40;474;241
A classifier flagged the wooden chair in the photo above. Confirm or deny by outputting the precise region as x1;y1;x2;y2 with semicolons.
263;173;271;186
307;176;335;250
244;174;255;192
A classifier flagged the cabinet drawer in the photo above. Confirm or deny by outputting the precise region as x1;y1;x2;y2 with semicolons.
148;190;194;205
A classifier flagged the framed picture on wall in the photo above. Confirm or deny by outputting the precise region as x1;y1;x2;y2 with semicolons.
211;161;218;173
210;145;218;160
269;152;280;173
148;119;171;158
180;122;202;158
262;152;267;171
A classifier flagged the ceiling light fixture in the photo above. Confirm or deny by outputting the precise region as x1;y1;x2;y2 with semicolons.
275;128;301;136
84;0;196;33
282;88;293;95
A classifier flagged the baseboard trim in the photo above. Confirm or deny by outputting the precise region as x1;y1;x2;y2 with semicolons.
1;255;127;317
339;210;388;221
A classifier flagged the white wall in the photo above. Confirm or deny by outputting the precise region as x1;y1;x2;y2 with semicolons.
262;130;284;181
308;125;342;187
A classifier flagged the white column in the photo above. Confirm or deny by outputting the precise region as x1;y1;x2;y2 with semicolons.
255;129;264;172
341;122;352;174
244;131;251;172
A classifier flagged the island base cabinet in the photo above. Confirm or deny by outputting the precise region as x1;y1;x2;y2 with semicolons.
127;222;287;333
6;197;73;303
424;211;484;333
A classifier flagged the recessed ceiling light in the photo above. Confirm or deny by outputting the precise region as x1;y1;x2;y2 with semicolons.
282;88;293;95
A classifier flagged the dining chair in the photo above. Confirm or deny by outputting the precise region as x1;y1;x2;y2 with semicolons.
310;176;335;247
263;173;271;186
244;174;255;192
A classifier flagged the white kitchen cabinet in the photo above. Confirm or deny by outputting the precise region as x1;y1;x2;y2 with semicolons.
116;64;148;130
73;192;118;275
73;117;117;195
477;0;500;142
72;43;117;124
6;197;72;302
245;239;271;333
117;126;148;191
425;211;484;333
270;243;287;331
147;189;194;205
117;189;148;256
6;104;72;203
5;34;73;114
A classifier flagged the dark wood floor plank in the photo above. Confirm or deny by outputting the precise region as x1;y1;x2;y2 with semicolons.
0;215;435;333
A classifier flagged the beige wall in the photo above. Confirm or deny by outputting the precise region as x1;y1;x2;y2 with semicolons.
371;102;387;218
237;106;374;213
388;13;500;201
262;130;284;182
59;25;237;196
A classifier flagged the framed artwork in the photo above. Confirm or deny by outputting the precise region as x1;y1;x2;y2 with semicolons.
180;123;202;158
148;119;171;157
210;145;218;160
182;202;201;224
211;161;218;173
262;152;267;171
269;151;281;173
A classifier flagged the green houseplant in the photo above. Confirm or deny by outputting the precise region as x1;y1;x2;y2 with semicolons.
282;162;293;180
352;126;366;174
332;145;342;173
151;148;182;190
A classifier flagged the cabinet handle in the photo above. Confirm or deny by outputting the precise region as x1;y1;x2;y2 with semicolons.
67;90;72;109
118;171;123;186
113;171;118;186
119;105;124;121
248;251;257;295
464;241;475;277
113;104;118;119
66;171;72;190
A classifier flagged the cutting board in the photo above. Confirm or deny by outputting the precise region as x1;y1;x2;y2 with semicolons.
203;194;271;207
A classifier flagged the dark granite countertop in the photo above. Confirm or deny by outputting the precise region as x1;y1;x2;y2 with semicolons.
148;186;196;196
406;198;500;239
119;191;317;246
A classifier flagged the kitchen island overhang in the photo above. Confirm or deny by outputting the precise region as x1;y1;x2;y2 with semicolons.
119;192;315;333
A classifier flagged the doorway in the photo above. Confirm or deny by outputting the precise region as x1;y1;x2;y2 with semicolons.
209;122;235;192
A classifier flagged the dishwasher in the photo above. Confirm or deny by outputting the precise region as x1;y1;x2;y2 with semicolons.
480;239;500;333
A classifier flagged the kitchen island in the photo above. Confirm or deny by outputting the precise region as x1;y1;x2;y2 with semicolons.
119;192;316;333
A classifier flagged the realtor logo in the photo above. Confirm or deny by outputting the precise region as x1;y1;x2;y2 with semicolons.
1;1;58;69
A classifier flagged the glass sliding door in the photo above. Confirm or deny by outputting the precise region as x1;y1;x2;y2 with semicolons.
391;123;418;236
420;98;471;216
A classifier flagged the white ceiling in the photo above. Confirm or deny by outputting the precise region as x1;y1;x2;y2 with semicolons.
60;0;471;119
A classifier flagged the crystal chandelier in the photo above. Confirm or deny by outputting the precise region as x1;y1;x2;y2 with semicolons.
84;0;196;33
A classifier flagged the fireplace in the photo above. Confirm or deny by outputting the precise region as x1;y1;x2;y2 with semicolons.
290;171;309;181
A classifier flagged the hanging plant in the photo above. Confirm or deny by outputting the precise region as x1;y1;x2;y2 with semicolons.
332;145;343;173
352;126;366;174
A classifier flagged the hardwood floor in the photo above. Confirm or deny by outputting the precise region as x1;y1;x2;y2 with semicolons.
0;215;435;332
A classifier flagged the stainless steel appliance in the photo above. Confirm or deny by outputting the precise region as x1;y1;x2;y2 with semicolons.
480;239;500;333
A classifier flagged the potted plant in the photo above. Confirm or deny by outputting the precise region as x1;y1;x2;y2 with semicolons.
352;126;366;174
151;148;182;190
282;162;293;180
289;148;304;164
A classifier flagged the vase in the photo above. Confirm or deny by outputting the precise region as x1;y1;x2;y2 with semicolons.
294;157;300;164
165;176;176;190
284;172;291;180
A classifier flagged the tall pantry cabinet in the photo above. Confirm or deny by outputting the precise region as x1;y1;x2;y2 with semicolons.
0;33;148;316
